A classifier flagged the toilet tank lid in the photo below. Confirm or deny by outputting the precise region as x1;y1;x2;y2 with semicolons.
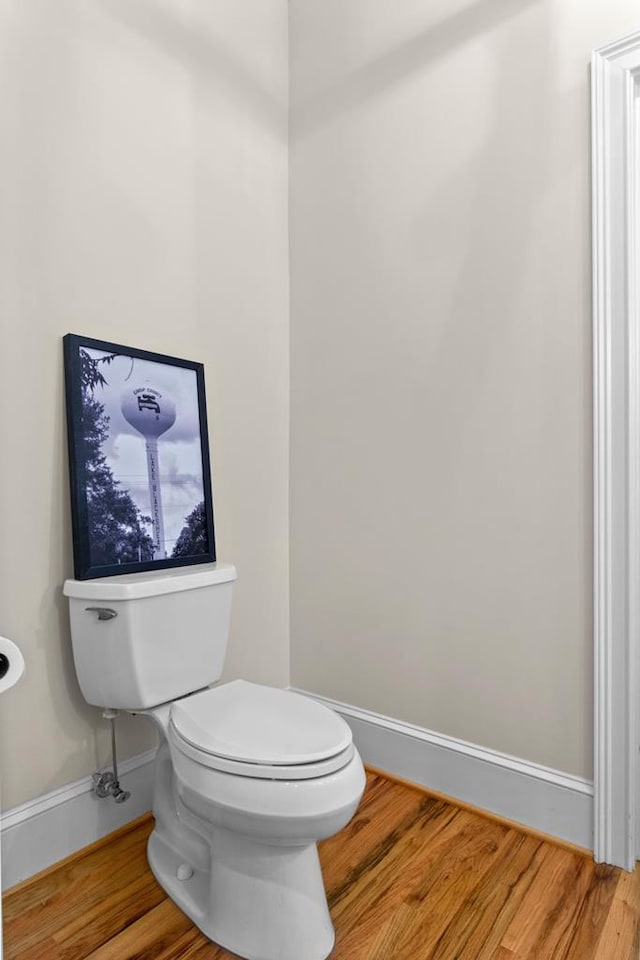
63;562;237;601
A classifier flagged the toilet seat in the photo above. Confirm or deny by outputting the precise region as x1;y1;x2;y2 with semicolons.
169;725;355;780
168;680;355;781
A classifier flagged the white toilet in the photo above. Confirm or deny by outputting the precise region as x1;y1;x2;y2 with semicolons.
63;563;365;960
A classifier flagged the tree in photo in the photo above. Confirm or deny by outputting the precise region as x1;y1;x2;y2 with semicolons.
79;351;155;566
172;501;208;558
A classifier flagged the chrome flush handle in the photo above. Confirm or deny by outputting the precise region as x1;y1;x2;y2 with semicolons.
85;607;118;621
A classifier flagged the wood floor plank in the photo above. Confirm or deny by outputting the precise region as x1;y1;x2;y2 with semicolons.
329;796;461;933
138;927;214;960
592;897;638;960
562;862;621;960
82;900;194;960
178;943;234;960
7;874;164;960
365;904;413;960
331;805;506;958
4;771;640;960
427;831;545;960
592;866;640;960
498;847;597;959
383;817;512;959
4;835;155;959
53;874;166;960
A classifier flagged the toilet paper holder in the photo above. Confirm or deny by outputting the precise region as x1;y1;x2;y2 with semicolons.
0;636;25;694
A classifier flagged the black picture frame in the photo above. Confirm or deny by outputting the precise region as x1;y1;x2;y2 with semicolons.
63;334;216;580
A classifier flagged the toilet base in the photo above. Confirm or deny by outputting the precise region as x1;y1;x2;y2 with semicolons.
148;824;336;960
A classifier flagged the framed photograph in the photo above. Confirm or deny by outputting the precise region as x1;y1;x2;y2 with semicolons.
63;334;216;580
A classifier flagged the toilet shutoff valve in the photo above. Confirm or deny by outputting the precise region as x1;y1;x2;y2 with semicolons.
92;770;131;803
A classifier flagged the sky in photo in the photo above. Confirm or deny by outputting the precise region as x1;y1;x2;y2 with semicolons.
84;347;207;555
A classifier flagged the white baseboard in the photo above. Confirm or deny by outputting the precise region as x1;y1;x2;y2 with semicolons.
292;688;594;851
1;748;157;891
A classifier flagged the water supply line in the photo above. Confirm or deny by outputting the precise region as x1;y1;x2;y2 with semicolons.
92;709;131;803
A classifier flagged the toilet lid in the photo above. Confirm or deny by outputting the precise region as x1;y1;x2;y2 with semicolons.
170;680;353;765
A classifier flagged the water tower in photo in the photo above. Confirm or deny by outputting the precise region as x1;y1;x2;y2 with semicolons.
121;385;176;559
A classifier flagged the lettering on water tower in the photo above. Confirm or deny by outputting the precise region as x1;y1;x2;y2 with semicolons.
136;392;161;415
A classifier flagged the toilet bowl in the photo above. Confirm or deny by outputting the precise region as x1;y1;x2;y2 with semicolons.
63;564;366;960
144;681;366;960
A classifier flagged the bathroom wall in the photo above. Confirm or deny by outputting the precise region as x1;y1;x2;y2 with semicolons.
0;0;289;810
289;0;640;778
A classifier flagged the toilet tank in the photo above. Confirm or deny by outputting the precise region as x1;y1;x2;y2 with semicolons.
63;563;237;710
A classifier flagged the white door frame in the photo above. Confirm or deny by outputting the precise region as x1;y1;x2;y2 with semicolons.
592;29;640;871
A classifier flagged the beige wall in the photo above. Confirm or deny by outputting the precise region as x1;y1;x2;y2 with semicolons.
0;0;289;810
289;0;640;779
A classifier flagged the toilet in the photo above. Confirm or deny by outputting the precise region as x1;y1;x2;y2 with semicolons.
63;563;365;960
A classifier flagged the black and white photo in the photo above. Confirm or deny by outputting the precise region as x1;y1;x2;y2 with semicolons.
63;334;216;579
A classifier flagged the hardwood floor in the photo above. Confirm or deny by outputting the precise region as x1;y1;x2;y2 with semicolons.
3;770;640;959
